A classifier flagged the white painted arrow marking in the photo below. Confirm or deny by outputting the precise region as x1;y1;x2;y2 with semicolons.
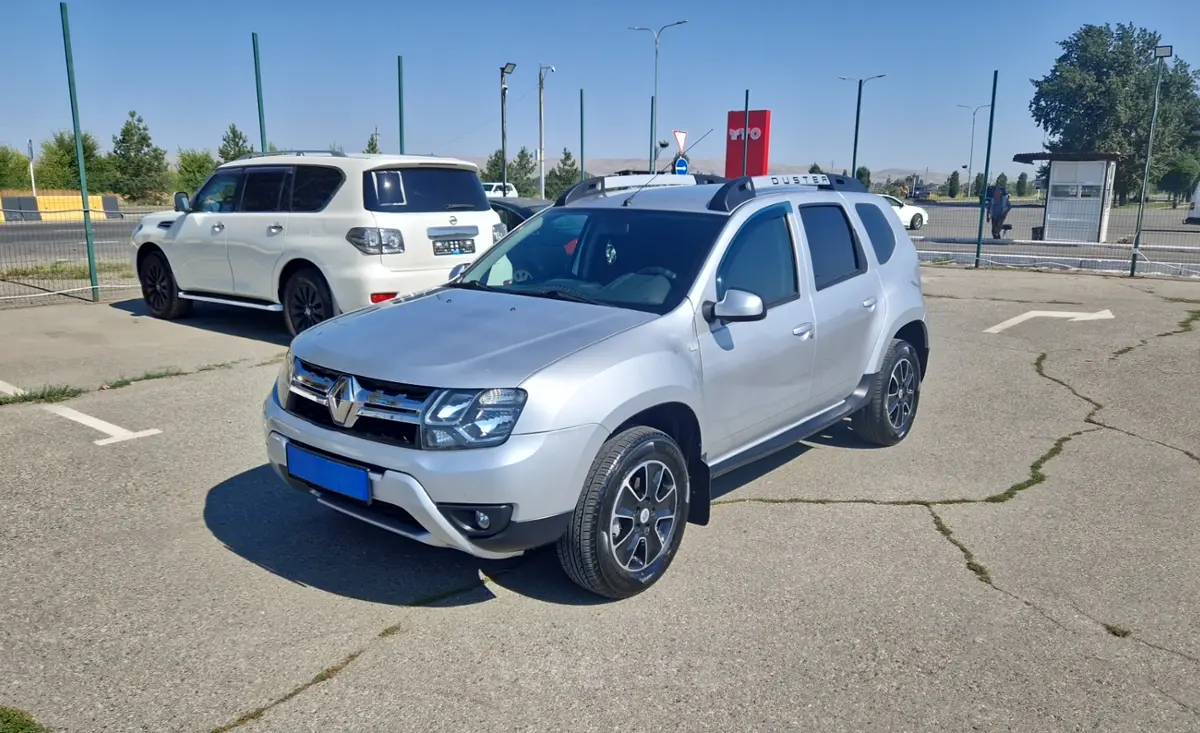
0;379;161;445
984;309;1115;334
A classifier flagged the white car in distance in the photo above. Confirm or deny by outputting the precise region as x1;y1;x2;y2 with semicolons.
879;194;929;231
482;182;519;198
131;150;505;336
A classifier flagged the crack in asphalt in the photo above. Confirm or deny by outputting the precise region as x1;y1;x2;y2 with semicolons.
1111;309;1200;361
924;293;1085;305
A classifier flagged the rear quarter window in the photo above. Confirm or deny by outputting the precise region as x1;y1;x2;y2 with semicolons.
363;167;490;213
290;165;345;212
854;202;897;264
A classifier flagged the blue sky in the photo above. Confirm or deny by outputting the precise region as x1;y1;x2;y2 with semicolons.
3;0;1198;178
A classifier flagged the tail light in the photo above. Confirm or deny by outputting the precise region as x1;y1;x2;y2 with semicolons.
346;227;404;254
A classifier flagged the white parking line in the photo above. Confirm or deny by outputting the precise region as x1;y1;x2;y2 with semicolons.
0;379;161;445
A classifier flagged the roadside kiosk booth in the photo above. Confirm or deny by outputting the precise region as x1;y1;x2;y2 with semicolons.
1012;152;1122;243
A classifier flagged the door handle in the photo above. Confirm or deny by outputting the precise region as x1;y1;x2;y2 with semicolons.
268;223;284;233
211;222;224;233
862;297;877;309
792;322;813;339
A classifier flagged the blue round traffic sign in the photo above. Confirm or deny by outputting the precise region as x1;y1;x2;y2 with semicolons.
674;157;689;175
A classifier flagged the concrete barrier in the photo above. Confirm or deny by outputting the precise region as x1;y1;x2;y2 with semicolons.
0;194;124;223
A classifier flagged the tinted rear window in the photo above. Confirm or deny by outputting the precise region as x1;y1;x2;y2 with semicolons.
854;202;896;264
290;166;344;212
363;167;490;213
798;204;866;290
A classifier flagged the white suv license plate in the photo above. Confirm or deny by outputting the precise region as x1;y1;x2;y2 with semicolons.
433;239;475;256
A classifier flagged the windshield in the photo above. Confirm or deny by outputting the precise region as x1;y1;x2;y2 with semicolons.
456;206;726;315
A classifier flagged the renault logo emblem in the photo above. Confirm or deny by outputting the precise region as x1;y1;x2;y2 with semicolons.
327;375;362;427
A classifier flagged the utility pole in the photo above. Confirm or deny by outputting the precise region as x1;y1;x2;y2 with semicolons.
957;103;990;199
840;74;885;177
630;20;688;174
538;64;554;199
500;62;515;196
1131;44;1173;276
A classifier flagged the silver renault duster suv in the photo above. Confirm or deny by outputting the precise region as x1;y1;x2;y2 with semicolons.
262;172;930;599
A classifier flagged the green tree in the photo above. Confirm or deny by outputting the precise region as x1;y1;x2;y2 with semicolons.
946;170;961;198
175;148;219;195
995;172;1009;191
328;141;345;154
855;166;871;189
33;131;115;192
971;172;985;197
808;163;823;174
480;149;505;182
218;124;254;163
1015;172;1030;197
0;146;33;190
508;147;537;197
1158;153;1200;205
363;132;380;154
545;148;581;201
110;110;169;202
1029;22;1200;205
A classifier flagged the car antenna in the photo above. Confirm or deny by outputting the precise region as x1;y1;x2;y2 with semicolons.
621;127;714;207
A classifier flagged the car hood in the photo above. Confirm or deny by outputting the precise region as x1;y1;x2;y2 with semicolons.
289;287;657;389
135;211;181;235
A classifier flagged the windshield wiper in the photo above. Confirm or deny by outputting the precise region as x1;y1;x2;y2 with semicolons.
517;288;603;305
445;203;478;210
444;280;494;291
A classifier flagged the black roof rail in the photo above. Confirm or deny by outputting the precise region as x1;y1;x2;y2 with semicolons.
555;172;728;207
235;149;348;160
707;172;869;212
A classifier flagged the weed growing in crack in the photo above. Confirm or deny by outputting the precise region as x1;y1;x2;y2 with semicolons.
0;385;84;406
0;706;50;733
1104;623;1132;638
928;507;993;585
208;650;365;733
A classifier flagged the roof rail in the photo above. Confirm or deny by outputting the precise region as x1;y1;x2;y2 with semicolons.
555;172;727;207
235;149;348;160
706;172;868;212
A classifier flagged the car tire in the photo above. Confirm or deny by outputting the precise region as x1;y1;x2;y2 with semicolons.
910;213;924;230
138;249;192;320
850;338;922;447
557;426;690;600
282;267;337;336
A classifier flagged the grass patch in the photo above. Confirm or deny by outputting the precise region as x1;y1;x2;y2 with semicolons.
0;260;133;281
0;385;84;406
102;367;187;390
208;650;364;733
0;707;51;733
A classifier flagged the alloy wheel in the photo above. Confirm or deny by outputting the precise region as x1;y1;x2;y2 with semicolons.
609;460;679;572
886;356;917;431
288;281;326;332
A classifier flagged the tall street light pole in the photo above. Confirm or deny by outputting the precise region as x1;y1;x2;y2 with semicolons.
537;64;554;199
957;103;990;199
840;74;885;178
1132;44;1173;276
630;20;688;172
500;62;516;197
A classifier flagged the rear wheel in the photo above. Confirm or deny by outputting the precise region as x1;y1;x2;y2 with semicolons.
282;268;336;336
850;338;922;446
557;427;690;599
909;213;924;230
138;250;192;320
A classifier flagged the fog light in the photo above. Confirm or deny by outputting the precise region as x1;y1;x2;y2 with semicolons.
370;292;397;303
474;511;491;530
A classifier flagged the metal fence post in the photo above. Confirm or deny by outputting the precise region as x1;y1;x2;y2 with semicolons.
397;55;405;154
974;70;999;269
742;90;750;177
253;32;267;153
579;89;585;183
60;2;98;302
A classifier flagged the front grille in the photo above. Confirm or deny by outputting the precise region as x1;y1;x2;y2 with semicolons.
284;358;436;449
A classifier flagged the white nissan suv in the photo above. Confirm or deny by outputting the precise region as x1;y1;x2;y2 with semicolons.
131;151;505;335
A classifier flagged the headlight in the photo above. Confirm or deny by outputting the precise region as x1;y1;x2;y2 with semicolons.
492;222;507;244
275;348;294;404
421;388;526;449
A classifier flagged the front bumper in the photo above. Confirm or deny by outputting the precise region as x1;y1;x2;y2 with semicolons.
262;389;607;559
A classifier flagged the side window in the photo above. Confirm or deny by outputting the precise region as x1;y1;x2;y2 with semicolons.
290;166;344;212
193;169;242;213
715;207;799;307
237;167;289;213
854;202;896;264
798;205;866;290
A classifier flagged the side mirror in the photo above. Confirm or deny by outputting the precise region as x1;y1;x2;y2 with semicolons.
173;192;191;212
448;263;470;281
704;288;766;323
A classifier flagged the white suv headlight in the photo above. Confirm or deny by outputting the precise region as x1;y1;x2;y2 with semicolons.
422;388;526;449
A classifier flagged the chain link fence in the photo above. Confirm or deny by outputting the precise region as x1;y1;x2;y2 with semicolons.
909;196;1200;278
0;203;155;308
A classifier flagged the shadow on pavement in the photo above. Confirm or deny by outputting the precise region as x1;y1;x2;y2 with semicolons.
803;418;885;450
204;465;610;608
710;442;812;501
109;298;292;346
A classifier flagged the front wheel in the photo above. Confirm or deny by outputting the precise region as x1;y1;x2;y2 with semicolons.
138;250;192;320
909;213;924;230
557;427;690;599
850;338;922;446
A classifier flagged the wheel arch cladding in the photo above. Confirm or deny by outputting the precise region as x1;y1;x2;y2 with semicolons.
894;319;929;378
136;242;165;269
610;401;710;526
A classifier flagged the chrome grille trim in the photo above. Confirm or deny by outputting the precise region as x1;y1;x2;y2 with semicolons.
286;358;436;428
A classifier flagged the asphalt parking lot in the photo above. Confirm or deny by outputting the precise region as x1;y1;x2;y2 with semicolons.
2;268;1199;732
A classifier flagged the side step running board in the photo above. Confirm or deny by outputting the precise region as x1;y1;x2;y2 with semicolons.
179;292;283;312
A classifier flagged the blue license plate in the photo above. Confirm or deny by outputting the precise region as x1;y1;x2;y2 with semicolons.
286;444;370;502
